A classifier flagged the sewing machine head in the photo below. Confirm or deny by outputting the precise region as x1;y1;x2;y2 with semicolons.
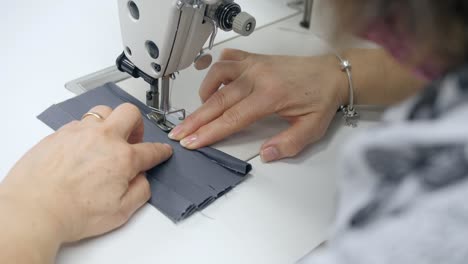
115;0;256;132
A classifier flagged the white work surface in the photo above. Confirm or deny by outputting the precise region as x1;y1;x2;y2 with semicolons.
1;1;382;263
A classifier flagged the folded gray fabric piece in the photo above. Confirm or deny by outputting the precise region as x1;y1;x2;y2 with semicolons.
38;83;252;222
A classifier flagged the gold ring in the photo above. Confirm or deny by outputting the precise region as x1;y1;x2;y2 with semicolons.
81;112;105;121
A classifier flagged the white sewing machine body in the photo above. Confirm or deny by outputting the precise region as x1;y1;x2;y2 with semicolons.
116;0;256;131
118;0;213;78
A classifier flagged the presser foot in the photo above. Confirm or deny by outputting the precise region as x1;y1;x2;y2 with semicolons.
147;107;186;133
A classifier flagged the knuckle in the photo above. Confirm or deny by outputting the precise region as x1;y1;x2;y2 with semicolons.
261;86;284;106
93;105;112;113
183;113;199;127
262;84;279;97
220;48;235;59
255;72;276;88
282;135;304;157
210;91;228;109
251;61;269;74
101;105;113;112
221;109;242;127
210;61;223;73
58;120;80;132
208;62;227;80
121;103;140;116
96;124;113;136
248;64;262;76
68;120;80;127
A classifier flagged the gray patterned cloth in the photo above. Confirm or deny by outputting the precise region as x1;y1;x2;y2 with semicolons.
301;66;468;264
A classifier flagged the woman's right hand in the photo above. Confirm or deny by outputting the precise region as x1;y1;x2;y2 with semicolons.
169;49;349;162
0;103;173;244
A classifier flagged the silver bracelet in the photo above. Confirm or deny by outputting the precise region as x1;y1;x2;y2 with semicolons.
336;54;359;127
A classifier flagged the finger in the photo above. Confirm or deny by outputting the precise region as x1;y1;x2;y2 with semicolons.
127;115;145;144
127;123;145;144
219;48;250;61
260;113;333;162
131;143;173;172
81;105;113;124
105;103;142;140
118;174;151;223
199;61;245;103
169;77;253;141
179;94;272;149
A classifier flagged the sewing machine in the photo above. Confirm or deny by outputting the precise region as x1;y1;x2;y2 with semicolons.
115;0;256;132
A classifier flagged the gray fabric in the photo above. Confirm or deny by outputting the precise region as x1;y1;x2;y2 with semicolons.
38;83;252;222
197;147;252;175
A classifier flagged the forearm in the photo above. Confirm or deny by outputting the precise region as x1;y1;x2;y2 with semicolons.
0;190;62;264
343;48;427;106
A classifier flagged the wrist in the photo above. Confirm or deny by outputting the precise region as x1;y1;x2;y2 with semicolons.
0;187;66;262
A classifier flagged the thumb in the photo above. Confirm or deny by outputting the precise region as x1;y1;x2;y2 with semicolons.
260;114;332;162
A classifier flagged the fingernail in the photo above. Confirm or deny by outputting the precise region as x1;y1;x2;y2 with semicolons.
168;125;184;140
164;144;174;155
261;147;280;163
180;135;198;148
163;143;172;151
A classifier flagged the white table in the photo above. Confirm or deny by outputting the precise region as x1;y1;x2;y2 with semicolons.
0;1;381;263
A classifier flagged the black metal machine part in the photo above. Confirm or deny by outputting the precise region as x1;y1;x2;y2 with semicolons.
116;52;159;112
116;52;181;132
214;2;241;31
116;52;158;86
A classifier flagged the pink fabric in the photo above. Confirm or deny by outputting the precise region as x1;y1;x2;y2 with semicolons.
359;14;445;81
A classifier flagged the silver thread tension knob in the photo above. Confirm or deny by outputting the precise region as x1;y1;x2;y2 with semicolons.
233;12;256;36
